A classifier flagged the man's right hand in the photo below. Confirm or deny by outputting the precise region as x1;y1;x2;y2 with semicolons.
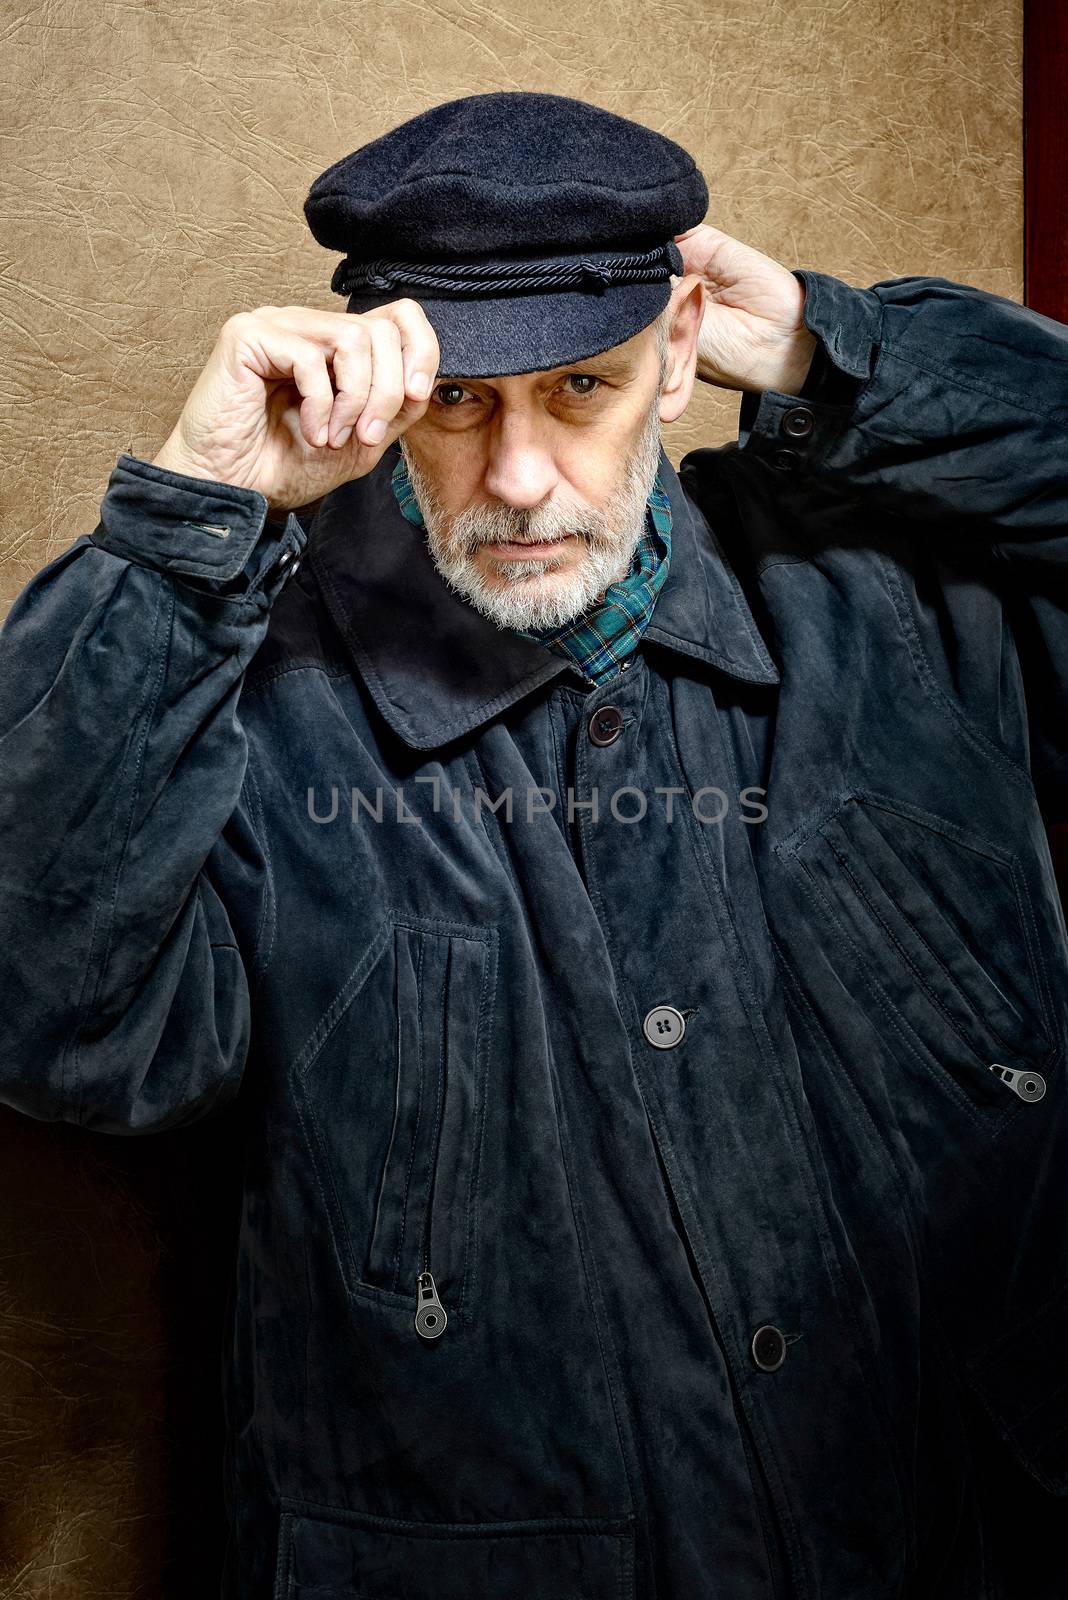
151;302;441;513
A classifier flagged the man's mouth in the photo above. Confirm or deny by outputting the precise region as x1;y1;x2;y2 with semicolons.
486;534;576;558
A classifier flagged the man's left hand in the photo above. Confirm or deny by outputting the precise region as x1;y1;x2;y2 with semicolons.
673;224;818;396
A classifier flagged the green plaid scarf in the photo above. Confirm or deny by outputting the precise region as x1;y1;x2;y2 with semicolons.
390;456;672;684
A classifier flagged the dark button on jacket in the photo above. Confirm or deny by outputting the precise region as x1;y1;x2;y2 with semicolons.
589;704;626;745
780;405;815;438
751;1326;788;1372
1;269;1067;1600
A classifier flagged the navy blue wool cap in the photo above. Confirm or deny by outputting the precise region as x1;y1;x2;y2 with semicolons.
303;91;709;378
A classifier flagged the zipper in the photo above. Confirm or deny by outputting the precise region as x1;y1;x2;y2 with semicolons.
414;951;451;1340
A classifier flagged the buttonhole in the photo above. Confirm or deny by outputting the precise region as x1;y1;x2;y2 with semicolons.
182;519;232;538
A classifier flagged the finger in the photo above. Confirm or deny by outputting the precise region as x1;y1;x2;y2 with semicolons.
285;339;338;448
364;299;441;404
323;321;374;448
262;301;441;413
347;316;408;449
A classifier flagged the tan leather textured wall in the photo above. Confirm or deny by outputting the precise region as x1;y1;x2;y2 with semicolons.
0;3;1022;1593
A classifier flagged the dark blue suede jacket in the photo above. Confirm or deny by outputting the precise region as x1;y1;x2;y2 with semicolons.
1;270;1066;1600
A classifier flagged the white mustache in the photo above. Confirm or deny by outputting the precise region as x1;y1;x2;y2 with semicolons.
458;516;608;554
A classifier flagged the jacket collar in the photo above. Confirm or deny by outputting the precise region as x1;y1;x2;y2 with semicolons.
307;439;780;752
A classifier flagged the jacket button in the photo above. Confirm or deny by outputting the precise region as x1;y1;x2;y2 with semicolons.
643;1005;686;1049
751;1325;787;1371
588;705;624;746
769;448;801;471
781;405;815;438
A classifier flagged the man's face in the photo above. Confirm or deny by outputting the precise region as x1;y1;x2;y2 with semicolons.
398;312;678;632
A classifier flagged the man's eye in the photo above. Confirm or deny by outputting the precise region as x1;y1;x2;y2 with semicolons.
431;375;602;408
565;374;601;397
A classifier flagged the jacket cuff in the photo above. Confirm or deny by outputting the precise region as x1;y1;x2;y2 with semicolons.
92;452;308;602
737;269;884;472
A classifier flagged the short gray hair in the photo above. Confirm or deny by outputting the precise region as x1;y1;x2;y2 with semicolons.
652;305;672;387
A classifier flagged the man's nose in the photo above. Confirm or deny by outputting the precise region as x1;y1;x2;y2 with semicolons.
481;414;559;510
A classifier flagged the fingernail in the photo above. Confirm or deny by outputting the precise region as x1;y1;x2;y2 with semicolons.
410;373;431;399
315;425;328;447
334;424;352;446
365;418;386;443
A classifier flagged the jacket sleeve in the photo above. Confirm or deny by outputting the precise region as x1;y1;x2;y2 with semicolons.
0;452;308;1134
733;269;1068;826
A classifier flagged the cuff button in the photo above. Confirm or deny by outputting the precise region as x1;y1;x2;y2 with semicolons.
781;406;815;438
769;448;802;471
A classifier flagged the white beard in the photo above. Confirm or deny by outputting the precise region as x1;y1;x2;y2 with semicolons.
398;395;664;632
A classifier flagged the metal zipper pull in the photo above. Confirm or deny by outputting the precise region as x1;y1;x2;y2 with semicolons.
990;1062;1046;1102
415;1268;448;1339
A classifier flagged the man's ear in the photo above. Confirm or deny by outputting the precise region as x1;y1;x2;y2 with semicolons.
658;274;705;426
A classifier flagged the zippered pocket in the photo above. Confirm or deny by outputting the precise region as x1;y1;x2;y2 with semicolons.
291;912;497;1334
776;790;1056;1124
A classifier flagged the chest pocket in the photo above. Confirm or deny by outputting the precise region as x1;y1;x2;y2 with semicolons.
291;912;497;1327
777;790;1058;1125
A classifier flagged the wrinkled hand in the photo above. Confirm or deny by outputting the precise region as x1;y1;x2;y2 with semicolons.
673;224;817;395
152;301;441;514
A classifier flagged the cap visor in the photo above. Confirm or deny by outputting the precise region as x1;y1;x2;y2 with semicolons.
345;280;671;379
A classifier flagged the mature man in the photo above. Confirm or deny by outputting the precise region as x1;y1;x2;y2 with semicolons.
1;90;1066;1600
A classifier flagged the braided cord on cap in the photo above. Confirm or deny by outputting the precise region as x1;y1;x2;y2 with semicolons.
331;241;683;298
